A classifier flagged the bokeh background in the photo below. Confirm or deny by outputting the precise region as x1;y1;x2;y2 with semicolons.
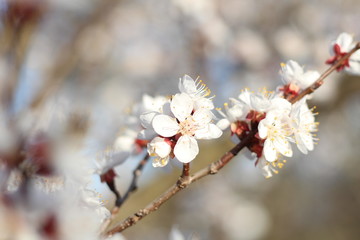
2;0;360;239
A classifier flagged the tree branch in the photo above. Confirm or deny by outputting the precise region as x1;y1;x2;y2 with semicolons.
104;42;360;236
105;130;256;236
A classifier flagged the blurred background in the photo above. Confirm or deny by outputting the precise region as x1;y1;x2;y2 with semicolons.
1;0;360;239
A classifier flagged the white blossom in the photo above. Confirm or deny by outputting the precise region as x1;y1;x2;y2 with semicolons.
95;129;137;174
152;93;222;163
258;101;293;162
178;75;215;110
279;60;320;90
147;137;172;167
216;98;247;130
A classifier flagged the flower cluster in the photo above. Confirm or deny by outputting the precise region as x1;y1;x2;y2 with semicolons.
140;75;223;167
217;61;319;178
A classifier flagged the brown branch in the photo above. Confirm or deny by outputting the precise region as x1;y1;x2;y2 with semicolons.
100;154;150;234
182;163;190;177
105;130;256;236
104;42;360;236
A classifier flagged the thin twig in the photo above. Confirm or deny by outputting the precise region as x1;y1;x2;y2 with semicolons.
106;179;122;204
116;154;150;207
105;130;256;236
100;154;150;234
105;43;360;236
182;163;190;177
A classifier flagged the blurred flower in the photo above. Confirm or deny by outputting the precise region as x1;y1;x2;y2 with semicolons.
326;32;360;74
279;60;320;97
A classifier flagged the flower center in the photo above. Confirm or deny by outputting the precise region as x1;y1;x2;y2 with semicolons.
178;117;197;136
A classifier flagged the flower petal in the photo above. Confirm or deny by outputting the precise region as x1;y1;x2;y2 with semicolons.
258;119;268;139
298;71;320;89
192;109;212;125
178;75;197;95
263;139;277;162
174;135;199;163
152;115;179;137
148;137;171;158
140;111;157;128
171;93;193;121
216;118;230;130
152;156;170;168
273;137;293;157
195;123;222;139
336;32;354;51
194;98;214;110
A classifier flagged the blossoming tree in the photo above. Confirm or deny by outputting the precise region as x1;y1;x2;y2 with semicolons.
0;5;359;238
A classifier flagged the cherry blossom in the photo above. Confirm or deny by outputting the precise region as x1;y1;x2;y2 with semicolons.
151;93;222;163
258;101;293;162
279;60;320;97
147;137;172;167
178;75;215;110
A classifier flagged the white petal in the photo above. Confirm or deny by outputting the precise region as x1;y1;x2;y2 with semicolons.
152;115;179;137
298;71;320;89
286;60;304;76
194;97;214;110
140;111;157;128
258;119;268;139
169;226;186;240
238;91;251;106
192;109;212;125
263;139;277;162
336;32;354;51
152;156;170;168
174;135;199;163
226;103;245;122
216;118;230;130
178;75;197;95
269;98;291;112
195;123;222;139
250;94;271;112
171;93;193;121
347;57;360;75
298;132;314;152
295;133;308;154
148;137;172;158
273;137;293;157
